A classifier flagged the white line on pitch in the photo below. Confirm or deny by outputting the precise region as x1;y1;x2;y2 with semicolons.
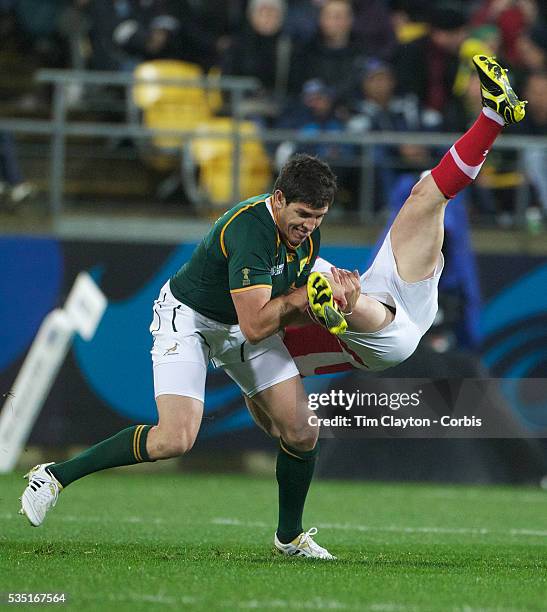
102;593;417;611
3;511;547;540
421;489;547;505
211;517;547;539
90;593;523;612
1;511;164;524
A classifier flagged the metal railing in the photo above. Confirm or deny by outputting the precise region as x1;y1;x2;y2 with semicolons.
0;69;545;225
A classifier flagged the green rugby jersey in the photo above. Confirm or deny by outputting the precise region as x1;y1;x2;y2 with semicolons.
170;194;320;324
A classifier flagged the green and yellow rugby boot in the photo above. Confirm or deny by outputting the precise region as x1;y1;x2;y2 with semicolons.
307;271;347;336
472;54;527;125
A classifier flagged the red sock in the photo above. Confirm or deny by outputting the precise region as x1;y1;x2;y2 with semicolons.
431;108;504;199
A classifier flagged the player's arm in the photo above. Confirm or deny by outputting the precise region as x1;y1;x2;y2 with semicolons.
225;215;309;343
232;285;308;344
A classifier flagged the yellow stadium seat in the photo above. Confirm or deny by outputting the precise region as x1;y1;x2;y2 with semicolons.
133;61;268;206
191;118;272;206
133;60;204;107
133;60;212;149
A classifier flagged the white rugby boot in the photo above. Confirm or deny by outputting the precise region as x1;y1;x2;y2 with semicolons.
274;527;336;560
19;463;62;527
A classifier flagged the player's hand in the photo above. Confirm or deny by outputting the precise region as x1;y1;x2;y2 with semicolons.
331;267;360;315
320;272;347;311
307;272;348;336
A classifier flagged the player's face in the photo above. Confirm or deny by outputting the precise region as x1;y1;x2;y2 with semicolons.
274;192;329;248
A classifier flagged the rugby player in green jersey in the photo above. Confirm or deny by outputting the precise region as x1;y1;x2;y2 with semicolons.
20;154;342;559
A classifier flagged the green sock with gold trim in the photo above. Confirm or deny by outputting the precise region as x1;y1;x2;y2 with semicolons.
48;425;153;488
276;439;319;544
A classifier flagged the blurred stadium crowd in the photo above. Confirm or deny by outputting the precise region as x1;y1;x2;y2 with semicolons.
0;0;546;221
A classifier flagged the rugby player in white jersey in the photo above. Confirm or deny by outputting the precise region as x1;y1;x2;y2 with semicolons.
250;55;527;420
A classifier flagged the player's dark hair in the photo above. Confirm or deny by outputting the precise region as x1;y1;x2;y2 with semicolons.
273;154;337;209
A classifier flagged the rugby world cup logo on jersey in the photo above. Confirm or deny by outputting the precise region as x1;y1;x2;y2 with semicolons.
242;267;251;286
270;263;285;276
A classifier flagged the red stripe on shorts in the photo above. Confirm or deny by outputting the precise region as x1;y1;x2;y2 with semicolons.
284;324;344;357
284;324;368;371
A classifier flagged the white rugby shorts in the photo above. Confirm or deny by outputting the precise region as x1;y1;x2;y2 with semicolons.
303;230;444;373
150;282;299;401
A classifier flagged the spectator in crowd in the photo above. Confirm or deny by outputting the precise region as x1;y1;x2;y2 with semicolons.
390;0;429;45
288;0;366;111
471;0;541;66
283;0;322;45
349;58;439;136
395;3;468;118
274;78;350;169
351;0;397;60
163;0;233;69
347;59;435;211
519;71;547;218
285;0;399;62
516;23;547;72
9;0;71;68
85;0;179;71
180;0;246;48
0;133;36;209
222;0;291;118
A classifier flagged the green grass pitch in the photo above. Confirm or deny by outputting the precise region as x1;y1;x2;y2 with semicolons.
2;471;547;611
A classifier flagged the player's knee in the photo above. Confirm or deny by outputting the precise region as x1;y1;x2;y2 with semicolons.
269;423;282;439
410;173;445;207
283;424;319;452
409;176;430;201
156;435;193;458
262;422;282;439
149;425;197;459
